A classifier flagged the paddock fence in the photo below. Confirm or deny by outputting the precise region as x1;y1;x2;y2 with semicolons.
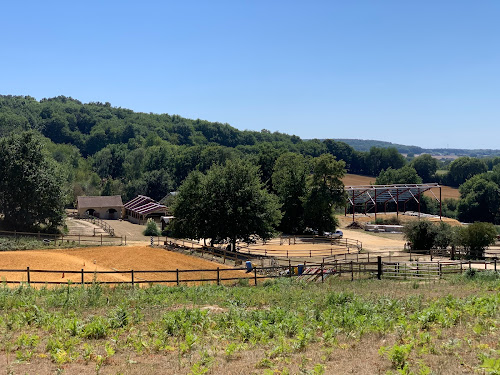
0;230;125;247
0;257;497;287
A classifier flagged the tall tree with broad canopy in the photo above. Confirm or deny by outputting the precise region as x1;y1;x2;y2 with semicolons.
446;157;487;187
375;165;422;185
411;154;438;182
272;152;308;234
304;154;346;235
172;160;282;248
0;131;65;231
457;175;500;224
457;222;497;259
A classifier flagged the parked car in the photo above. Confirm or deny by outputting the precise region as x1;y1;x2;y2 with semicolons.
326;230;343;239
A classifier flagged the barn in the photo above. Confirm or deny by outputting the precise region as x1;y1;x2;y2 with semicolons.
77;196;124;219
124;195;169;224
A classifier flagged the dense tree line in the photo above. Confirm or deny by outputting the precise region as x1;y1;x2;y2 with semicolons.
0;95;410;205
1;95;499;229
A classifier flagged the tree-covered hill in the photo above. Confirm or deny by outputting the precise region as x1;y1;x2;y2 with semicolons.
0;95;409;202
2;94;497;226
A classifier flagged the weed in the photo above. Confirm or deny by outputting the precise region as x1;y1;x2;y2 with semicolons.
379;343;412;370
81;316;108;339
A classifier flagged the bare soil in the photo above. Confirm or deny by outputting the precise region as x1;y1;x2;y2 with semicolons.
0;245;248;286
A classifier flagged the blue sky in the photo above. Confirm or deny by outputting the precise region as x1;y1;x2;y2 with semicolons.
1;1;499;149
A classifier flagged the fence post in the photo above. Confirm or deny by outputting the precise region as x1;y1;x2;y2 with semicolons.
131;270;134;287
254;267;257;286
217;268;220;285
27;267;30;285
310;250;312;258
495;259;497;272
377;256;382;280
176;269;179;285
439;263;442;279
101;234;103;246
81;269;84;285
469;261;471;270
351;261;354;281
79;234;81;245
321;262;324;283
430;249;433;261
288;259;291;277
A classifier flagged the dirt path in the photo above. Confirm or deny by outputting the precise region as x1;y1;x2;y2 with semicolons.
341;229;406;252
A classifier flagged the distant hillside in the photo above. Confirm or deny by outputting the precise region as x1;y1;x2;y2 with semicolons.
335;139;500;158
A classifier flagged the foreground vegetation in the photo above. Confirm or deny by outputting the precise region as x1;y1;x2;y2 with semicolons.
1;274;499;374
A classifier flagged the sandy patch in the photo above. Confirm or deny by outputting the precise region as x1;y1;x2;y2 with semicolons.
0;245;248;286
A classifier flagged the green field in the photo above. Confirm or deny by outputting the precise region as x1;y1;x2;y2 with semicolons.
1;273;499;374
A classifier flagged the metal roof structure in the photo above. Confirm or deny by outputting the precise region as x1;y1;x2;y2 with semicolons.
344;183;442;220
133;202;167;215
345;183;440;206
124;195;155;210
124;195;169;224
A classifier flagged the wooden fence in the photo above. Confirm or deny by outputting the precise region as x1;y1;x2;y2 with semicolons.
0;257;497;286
78;215;116;236
0;230;125;246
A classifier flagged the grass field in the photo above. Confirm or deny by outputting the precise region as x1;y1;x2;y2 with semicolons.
343;174;460;200
0;273;499;374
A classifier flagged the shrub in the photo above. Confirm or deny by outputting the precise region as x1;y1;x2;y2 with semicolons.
403;220;438;250
143;218;160;236
373;216;401;225
457;222;497;259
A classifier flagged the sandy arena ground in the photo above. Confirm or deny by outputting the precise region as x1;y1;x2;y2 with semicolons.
0;245;249;286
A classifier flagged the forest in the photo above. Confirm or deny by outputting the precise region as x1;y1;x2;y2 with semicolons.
1;94;500;230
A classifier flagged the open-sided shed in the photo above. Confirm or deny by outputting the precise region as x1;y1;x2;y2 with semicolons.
124;195;168;224
345;183;442;221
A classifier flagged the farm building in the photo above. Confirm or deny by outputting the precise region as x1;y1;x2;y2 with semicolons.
77;196;124;219
345;183;442;221
124;195;169;224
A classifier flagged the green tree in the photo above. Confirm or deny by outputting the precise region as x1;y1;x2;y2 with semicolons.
375;165;422;185
143;218;160;236
0;132;65;231
457;175;500;224
173;160;282;249
411;154;438;182
304;154;346;235
402;220;438;250
170;171;208;241
457;222;497;259
272;153;308;234
446;157;487;187
365;147;406;176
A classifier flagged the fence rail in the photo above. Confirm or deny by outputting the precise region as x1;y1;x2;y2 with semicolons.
0;257;497;286
0;230;125;246
78;215;115;236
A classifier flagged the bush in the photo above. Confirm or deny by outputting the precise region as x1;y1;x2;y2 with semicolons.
143;219;160;236
373;216;401;225
403;220;438;250
457;222;497;259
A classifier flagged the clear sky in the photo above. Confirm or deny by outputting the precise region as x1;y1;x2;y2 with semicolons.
1;1;499;149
